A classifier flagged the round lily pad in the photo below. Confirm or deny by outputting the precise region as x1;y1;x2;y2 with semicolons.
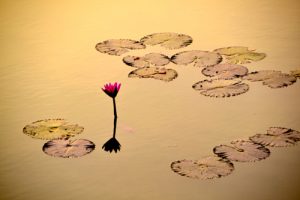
43;139;95;158
213;46;266;64
123;53;170;68
243;70;297;88
291;69;300;78
192;79;249;97
202;63;248;79
140;32;192;49
249;127;300;147
128;67;178;82
213;140;270;162
95;39;145;56
170;156;234;180
171;50;222;68
23;119;84;140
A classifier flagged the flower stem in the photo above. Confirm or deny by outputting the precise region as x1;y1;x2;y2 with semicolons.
113;98;117;118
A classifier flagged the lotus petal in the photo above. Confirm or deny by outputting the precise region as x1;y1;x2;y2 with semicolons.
171;50;222;68
192;79;249;97
170;156;234;180
123;53;170;68
250;127;300;147
213;140;270;162
128;67;178;82
95;39;145;56
23;119;84;140
202;63;248;79
43;139;95;158
140;32;192;49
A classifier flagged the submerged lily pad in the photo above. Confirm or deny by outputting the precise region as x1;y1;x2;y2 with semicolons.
213;140;270;162
43;139;95;158
170;156;234;180
291;69;300;78
249;127;300;147
213;46;266;64
95;39;145;56
128;67;178;82
202;63;248;79
192;79;249;97
123;53;170;68
171;50;222;68
243;70;297;88
140;32;192;49
23;119;84;140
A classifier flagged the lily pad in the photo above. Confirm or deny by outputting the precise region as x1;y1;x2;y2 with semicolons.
171;50;222;68
291;69;300;78
123;53;170;68
213;46;266;64
202;63;248;79
170;156;234;180
140;32;192;49
213;140;270;162
128;67;178;82
23;119;84;140
95;39;145;56
243;70;297;88
249;127;300;147
192;79;249;97
43;139;95;158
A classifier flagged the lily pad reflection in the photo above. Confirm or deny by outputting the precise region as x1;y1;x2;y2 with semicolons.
202;63;248;79
123;53;170;68
128;67;178;82
171;50;222;68
95;39;145;56
213;140;270;162
43;139;95;158
249;127;300;147
23;119;84;140
140;32;192;49
171;156;234;180
192;79;249;98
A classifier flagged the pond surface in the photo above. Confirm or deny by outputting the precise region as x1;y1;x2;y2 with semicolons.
1;0;300;200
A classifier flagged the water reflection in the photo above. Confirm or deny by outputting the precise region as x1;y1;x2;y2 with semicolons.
102;115;121;153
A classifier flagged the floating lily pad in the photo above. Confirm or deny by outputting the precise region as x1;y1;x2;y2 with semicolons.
202;63;248;79
171;50;222;68
213;140;270;162
213;46;266;64
95;39;145;56
128;67;178;82
243;70;297;88
123;53;170;68
23;119;84;140
291;69;300;78
192;79;249;97
43;139;95;158
170;156;234;180
249;127;300;147
140;32;192;49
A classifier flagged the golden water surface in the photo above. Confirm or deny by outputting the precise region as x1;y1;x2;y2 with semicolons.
1;0;300;200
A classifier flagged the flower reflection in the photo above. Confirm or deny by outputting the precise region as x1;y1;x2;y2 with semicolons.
102;137;121;153
102;82;121;98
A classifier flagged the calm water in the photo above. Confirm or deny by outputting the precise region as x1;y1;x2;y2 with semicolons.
1;0;300;200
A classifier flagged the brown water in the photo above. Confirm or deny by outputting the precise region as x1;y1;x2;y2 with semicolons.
1;0;300;200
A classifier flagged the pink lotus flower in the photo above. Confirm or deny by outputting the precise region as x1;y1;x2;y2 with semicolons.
102;82;121;98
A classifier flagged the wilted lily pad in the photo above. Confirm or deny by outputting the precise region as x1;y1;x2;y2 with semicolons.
291;69;300;78
170;156;234;180
123;53;170;68
213;46;266;64
23;119;84;140
213;140;270;162
43;139;95;158
128;67;178;82
243;70;297;88
202;63;248;79
249;127;300;147
171;50;222;68
140;32;192;49
95;39;145;56
192;79;249;97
